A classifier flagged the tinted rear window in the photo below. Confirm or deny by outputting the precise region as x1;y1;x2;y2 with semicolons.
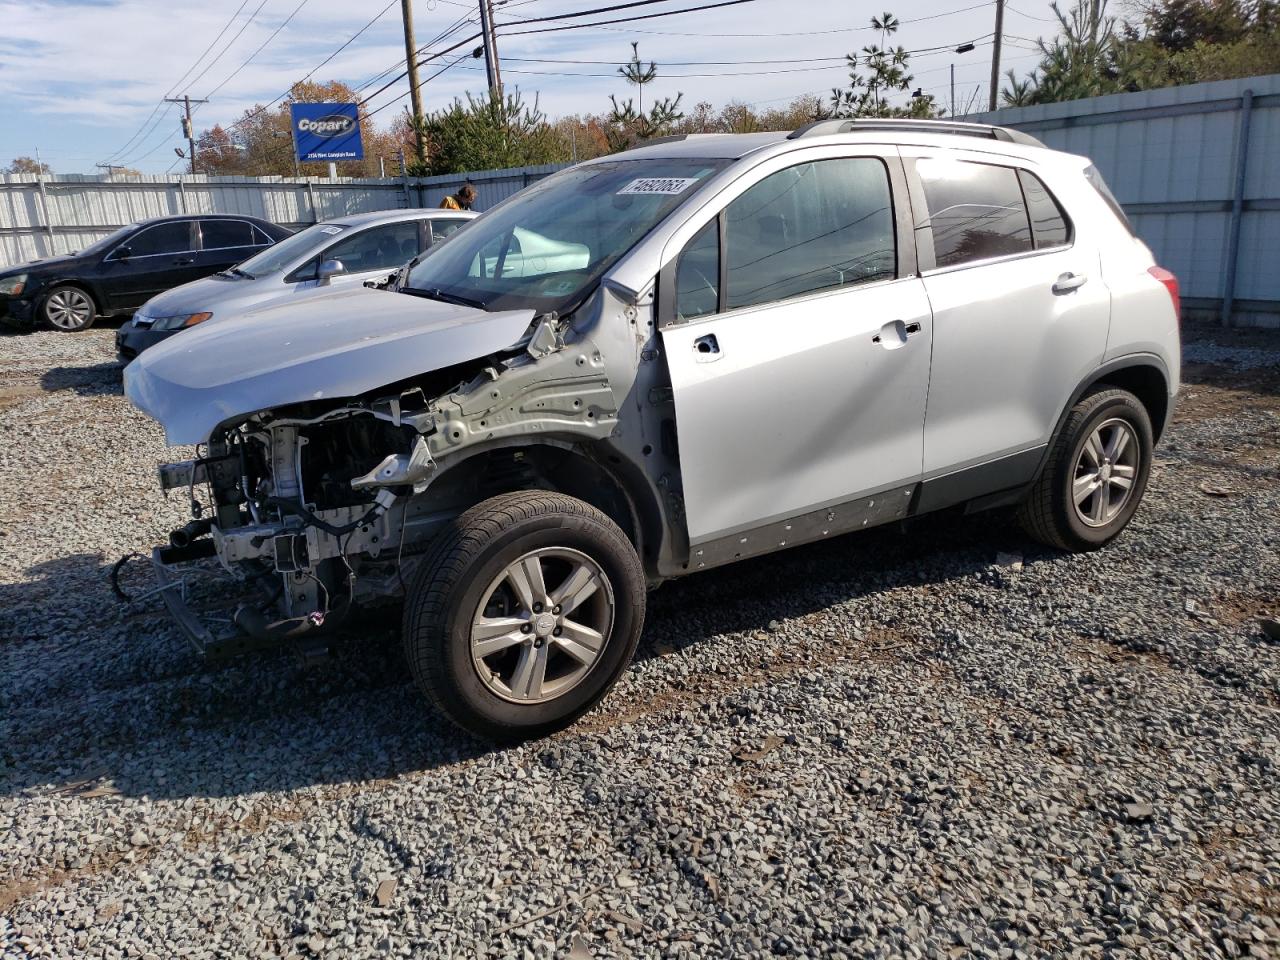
1017;170;1071;249
1084;165;1135;235
202;219;256;249
917;159;1032;268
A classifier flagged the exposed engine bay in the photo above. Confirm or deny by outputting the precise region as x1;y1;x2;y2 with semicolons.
143;312;638;656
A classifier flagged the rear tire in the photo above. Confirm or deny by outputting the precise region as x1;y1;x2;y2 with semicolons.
1018;386;1153;551
402;491;646;740
40;285;97;332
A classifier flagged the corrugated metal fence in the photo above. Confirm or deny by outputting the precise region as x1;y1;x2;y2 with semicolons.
971;73;1280;327
7;75;1280;324
0;163;569;267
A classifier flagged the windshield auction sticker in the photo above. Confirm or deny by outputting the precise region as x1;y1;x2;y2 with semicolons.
618;177;700;196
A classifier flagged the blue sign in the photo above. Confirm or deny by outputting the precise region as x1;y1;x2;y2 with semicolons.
290;103;364;163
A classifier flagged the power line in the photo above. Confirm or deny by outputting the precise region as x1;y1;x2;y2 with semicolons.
177;0;275;98
509;0;994;38
99;0;256;164
361;0;765;110
499;0;763;36
108;0;277;165
199;0;314;103
210;0;456;139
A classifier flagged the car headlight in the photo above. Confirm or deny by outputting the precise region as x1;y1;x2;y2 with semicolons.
150;312;213;331
0;273;28;297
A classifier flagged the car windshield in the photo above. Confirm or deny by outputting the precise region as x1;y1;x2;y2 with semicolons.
234;222;352;277
404;158;729;313
78;224;138;257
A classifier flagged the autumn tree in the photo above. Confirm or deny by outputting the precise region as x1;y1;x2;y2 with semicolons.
6;156;52;175
194;79;397;177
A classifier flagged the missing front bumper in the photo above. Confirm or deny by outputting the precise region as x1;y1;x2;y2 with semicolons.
148;546;296;660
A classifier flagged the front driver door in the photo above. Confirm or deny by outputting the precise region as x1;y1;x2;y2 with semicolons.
287;221;425;292
100;221;200;311
659;153;933;547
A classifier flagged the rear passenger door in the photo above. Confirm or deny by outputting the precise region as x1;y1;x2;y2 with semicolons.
659;150;933;547
430;217;470;245
904;151;1111;482
198;218;268;273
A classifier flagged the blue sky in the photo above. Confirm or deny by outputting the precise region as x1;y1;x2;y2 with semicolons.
0;0;1066;174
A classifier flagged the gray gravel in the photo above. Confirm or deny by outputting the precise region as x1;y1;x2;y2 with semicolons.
2;322;1279;959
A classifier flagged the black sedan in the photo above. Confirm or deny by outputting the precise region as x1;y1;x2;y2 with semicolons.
0;214;292;332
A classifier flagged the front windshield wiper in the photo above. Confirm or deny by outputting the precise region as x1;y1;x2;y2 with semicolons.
215;267;255;279
401;287;487;311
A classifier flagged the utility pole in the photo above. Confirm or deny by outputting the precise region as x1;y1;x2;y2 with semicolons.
400;0;428;169
164;95;208;174
988;0;1005;112
950;64;956;118
477;0;503;96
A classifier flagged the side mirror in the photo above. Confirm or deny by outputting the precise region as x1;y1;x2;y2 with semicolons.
317;259;346;284
113;245;132;262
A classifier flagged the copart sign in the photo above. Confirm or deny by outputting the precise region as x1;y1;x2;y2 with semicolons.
290;103;364;163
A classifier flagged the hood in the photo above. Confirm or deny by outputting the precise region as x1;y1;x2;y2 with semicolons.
137;273;258;319
125;286;535;445
2;253;84;277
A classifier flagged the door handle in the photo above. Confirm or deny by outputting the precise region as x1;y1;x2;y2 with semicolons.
174;256;195;266
872;320;923;348
692;333;722;362
1052;271;1088;294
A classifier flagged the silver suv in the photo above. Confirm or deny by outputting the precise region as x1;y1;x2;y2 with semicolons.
126;119;1181;739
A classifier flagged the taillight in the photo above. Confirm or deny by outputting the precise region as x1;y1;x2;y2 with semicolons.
1148;266;1180;321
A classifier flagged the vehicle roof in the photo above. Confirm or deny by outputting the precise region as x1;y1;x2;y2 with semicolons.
594;128;1071;166
134;213;279;226
323;208;479;229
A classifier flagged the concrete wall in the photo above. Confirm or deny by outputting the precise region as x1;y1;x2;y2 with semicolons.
968;74;1280;327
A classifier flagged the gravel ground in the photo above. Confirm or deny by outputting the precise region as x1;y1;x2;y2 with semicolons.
1;321;1278;959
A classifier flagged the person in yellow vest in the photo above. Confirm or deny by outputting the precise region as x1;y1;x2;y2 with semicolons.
440;183;477;211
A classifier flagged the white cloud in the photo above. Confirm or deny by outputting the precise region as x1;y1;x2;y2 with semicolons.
0;0;1059;171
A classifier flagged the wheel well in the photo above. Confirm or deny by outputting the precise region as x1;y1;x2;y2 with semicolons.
1093;364;1170;441
426;444;641;550
40;280;99;315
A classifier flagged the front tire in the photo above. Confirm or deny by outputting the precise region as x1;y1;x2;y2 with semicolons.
40;285;97;331
1018;386;1154;551
402;491;646;740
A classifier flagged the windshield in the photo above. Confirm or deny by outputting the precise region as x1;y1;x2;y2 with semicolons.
79;224;137;257
404;158;728;313
234;222;352;277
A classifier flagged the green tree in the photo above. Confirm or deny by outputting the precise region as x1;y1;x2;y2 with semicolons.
1002;0;1280;105
829;12;942;118
605;43;685;150
413;89;565;176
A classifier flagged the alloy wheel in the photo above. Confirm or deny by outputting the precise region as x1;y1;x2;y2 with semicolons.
45;289;94;330
1072;417;1140;527
470;547;615;704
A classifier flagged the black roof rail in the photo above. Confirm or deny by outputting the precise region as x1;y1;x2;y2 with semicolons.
787;118;1045;149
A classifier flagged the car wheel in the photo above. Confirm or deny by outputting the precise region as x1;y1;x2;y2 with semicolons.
1018;386;1154;551
41;285;97;331
402;491;646;739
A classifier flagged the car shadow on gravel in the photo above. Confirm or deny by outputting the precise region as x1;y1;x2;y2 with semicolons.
39;362;123;395
1;509;1032;802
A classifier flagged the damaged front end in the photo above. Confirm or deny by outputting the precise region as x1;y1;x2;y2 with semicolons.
126;290;626;658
